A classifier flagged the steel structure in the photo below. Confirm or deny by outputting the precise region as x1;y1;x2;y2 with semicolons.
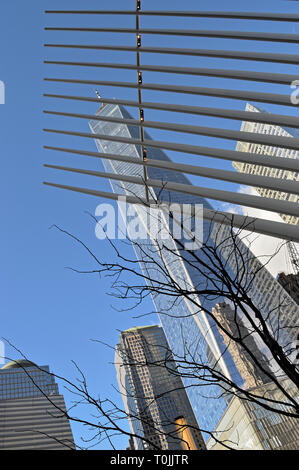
44;3;299;242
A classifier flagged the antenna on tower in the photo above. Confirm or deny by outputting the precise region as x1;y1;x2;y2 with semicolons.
95;89;105;110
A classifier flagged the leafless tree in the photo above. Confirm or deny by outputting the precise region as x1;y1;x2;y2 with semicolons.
2;203;299;450
2;341;234;450
50;202;299;423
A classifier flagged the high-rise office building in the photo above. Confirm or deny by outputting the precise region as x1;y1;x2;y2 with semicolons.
206;377;299;450
208;228;299;450
212;302;272;389
115;325;206;450
277;272;299;306
90;103;299;438
210;222;298;362
233;103;299;225
231;103;299;337
0;360;75;450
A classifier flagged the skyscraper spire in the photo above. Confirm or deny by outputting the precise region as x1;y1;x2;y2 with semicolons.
95;89;105;110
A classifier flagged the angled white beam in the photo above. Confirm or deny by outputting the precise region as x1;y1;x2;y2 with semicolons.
43;145;299;196
43;94;299;129
44;110;299;151
44;61;297;85
43;129;299;173
43;79;294;107
44;44;299;65
44;28;299;43
42;182;299;243
44;11;299;22
44;164;299;219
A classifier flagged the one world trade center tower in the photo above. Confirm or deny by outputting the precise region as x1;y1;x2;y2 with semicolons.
89;103;299;437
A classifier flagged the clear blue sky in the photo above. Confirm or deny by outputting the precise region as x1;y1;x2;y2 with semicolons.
0;0;298;450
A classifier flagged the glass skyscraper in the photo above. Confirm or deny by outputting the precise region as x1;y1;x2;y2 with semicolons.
206;377;299;450
0;360;75;450
116;325;206;450
90;103;299;438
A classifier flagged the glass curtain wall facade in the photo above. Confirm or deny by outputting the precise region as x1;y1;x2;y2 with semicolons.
115;325;206;450
0;360;58;400
90;104;299;437
0;360;75;450
207;378;299;450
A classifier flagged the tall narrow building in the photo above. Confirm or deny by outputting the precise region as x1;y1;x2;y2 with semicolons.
232;103;299;310
115;325;206;450
212;302;272;390
0;360;75;450
90;103;299;439
233;102;299;225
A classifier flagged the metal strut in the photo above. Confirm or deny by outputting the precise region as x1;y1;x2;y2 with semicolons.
136;0;149;202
